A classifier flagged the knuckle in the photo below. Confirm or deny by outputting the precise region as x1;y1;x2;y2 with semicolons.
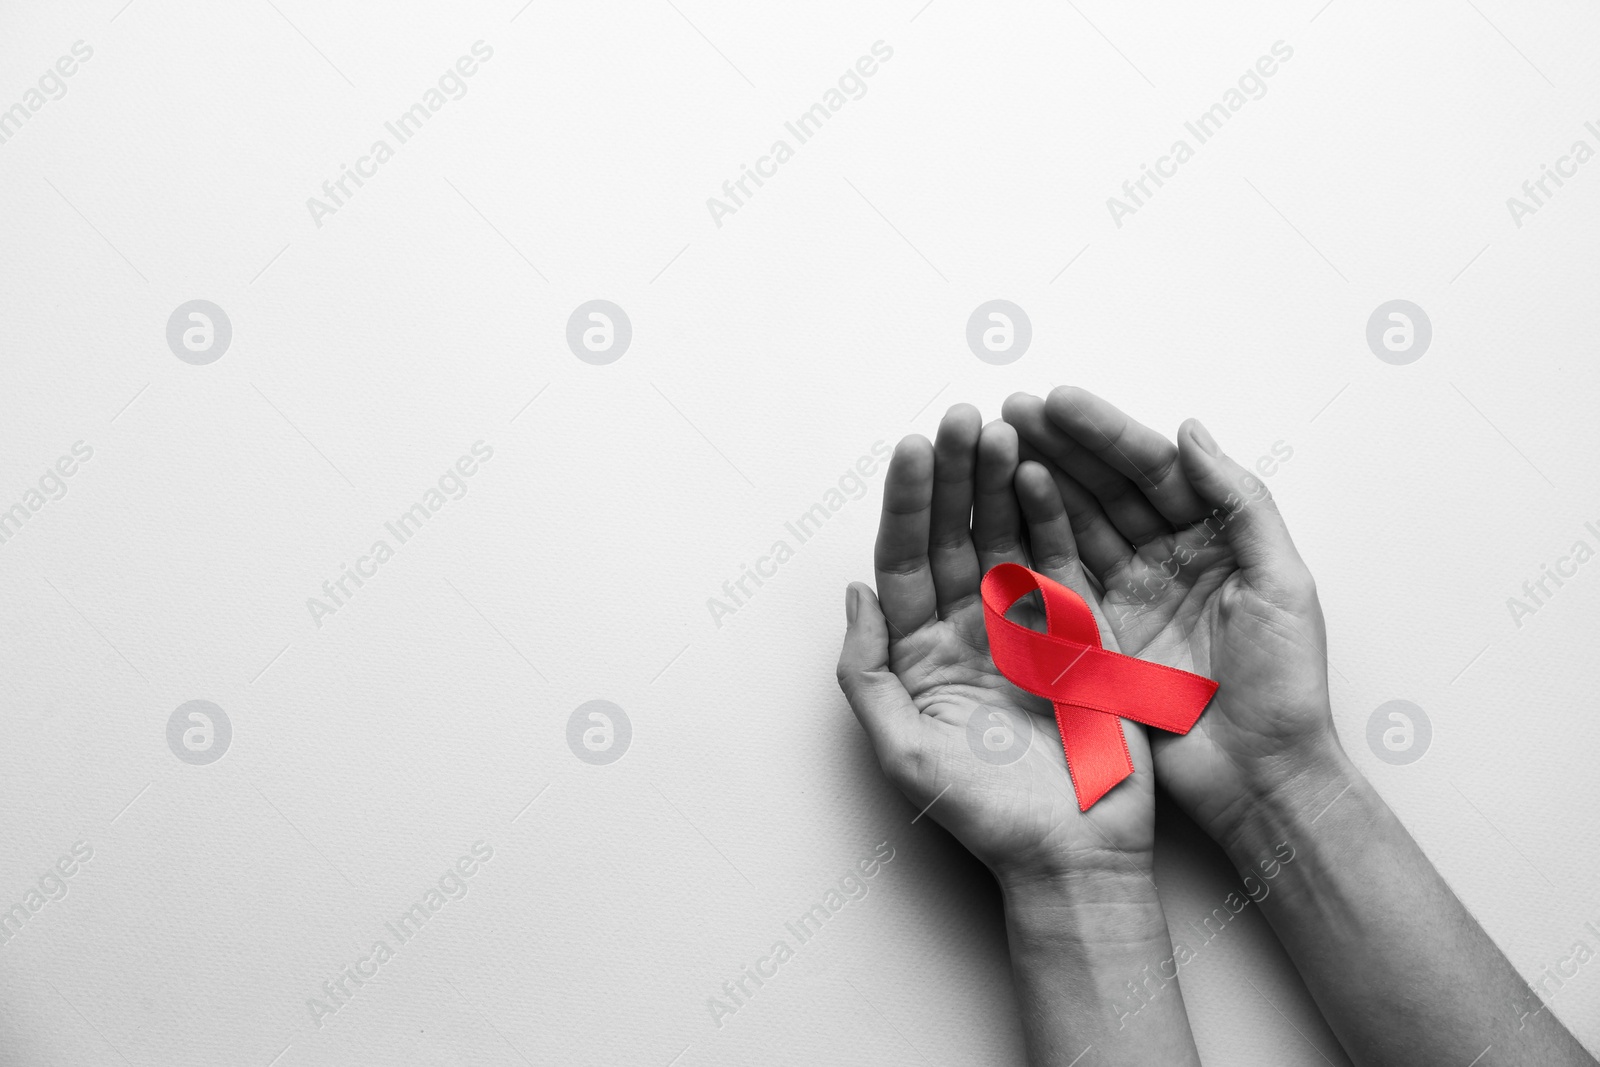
1145;448;1182;486
1280;569;1317;605
875;731;920;781
1036;550;1079;575
835;659;866;700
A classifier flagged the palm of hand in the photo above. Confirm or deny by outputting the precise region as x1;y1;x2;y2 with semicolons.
1097;525;1291;698
887;595;1155;871
997;388;1337;837
835;406;1160;883
1087;530;1329;831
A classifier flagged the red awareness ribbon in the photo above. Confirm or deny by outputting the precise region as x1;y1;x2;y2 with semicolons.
981;563;1218;811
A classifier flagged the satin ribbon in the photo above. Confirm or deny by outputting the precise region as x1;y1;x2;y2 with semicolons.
980;563;1218;810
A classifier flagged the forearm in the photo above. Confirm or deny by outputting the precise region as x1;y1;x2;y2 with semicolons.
1001;868;1202;1066
1220;748;1596;1067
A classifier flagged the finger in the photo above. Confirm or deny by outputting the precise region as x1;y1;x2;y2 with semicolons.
927;404;983;617
837;583;921;768
1002;391;1171;546
1043;386;1210;525
874;435;939;635
971;420;1029;575
1176;419;1310;590
1017;437;1133;587
1016;461;1125;646
1014;461;1090;594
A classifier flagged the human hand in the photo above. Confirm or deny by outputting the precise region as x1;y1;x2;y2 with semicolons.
980;388;1600;1067
837;404;1159;887
1001;387;1345;846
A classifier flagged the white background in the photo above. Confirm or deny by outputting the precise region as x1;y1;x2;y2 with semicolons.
2;0;1598;1064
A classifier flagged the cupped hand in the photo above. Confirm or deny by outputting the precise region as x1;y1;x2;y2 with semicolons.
1001;387;1343;844
837;404;1158;885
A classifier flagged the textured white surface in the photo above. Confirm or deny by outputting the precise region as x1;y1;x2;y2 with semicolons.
1;1;1597;1064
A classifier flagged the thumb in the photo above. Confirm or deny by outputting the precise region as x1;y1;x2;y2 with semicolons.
1176;419;1309;589
836;582;919;766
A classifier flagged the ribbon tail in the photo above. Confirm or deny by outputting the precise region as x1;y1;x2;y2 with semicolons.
1100;653;1219;735
1056;702;1134;811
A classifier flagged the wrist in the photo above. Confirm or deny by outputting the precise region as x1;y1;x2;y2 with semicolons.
1000;864;1202;1066
999;863;1168;952
1211;737;1367;865
994;844;1155;916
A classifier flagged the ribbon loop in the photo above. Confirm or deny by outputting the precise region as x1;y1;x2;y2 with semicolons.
980;563;1217;810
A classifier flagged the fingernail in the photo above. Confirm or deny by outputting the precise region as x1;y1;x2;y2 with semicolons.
1191;420;1221;457
846;585;860;625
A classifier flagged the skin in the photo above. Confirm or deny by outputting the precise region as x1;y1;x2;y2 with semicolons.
998;386;1336;843
836;405;1203;1065
997;386;1597;1067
